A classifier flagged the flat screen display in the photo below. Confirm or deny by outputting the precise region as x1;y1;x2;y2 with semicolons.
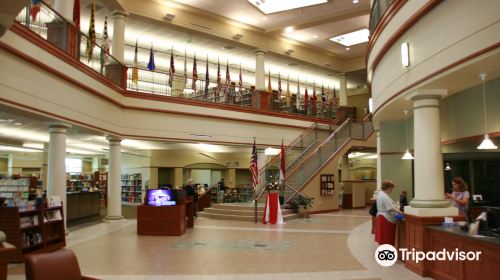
147;189;176;206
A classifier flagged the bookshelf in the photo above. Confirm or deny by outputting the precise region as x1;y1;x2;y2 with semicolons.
66;173;93;192
320;174;335;196
0;204;66;262
93;171;108;205
0;177;37;207
121;173;143;204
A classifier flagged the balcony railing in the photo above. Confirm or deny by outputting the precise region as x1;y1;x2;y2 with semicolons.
369;0;395;34
13;1;342;121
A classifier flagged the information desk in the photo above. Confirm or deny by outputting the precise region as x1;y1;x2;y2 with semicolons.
66;192;100;221
137;198;194;236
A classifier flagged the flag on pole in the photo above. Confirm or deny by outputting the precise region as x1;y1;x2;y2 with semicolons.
280;139;285;182
204;55;209;95
250;139;259;189
30;0;42;22
267;70;272;93
168;47;175;88
238;63;243;98
285;74;291;108
225;61;230;98
333;85;338;108
85;0;96;62
183;50;187;88
312;83;317;115
216;58;221;97
321;84;326;112
304;82;309;114
278;73;282;105
131;40;138;84
192;54;198;90
73;0;80;29
296;77;301;111
147;44;155;71
99;16;109;74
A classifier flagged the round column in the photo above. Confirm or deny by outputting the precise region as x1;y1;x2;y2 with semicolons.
106;136;123;220
255;49;266;91
111;10;129;64
339;74;348;106
409;91;449;208
376;129;382;190
54;0;75;21
47;123;71;231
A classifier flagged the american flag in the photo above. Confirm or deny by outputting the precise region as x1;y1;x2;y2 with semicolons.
85;0;96;62
332;86;338;108
73;0;80;29
204;55;209;95
238;64;243;98
192;54;198;90
225;61;230;98
250;139;259;189
168;47;175;88
311;83;317;115
216;58;221;97
30;0;42;22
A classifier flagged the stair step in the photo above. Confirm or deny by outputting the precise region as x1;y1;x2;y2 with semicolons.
211;204;265;211
204;208;295;216
198;212;301;222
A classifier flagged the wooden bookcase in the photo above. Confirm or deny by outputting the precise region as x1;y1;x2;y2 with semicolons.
121;173;142;204
0;204;66;262
94;171;108;206
320;174;335;196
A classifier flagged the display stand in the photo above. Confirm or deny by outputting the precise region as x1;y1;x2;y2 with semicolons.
136;197;195;236
262;192;284;224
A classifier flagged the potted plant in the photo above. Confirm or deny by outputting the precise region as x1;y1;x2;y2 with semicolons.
291;195;314;218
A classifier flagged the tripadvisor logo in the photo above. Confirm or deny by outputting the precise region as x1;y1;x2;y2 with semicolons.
375;244;482;267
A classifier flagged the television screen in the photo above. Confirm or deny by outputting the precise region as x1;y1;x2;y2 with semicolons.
147;189;176;206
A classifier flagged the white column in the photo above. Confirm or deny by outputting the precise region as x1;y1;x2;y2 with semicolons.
47;123;71;231
106;137;123;220
54;0;75;21
376;129;382;191
7;155;14;176
406;90;457;216
111;10;129;64
41;143;48;191
255;49;266;91
339;74;348;106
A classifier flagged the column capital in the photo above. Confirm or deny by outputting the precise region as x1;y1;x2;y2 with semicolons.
111;9;130;19
254;49;267;55
106;135;122;143
406;89;447;101
338;73;347;78
47;122;72;133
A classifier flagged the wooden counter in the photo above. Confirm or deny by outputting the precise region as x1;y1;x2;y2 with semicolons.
67;192;100;221
0;242;15;280
137;198;195;236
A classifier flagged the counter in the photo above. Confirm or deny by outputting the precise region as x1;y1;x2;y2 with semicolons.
67;192;100;221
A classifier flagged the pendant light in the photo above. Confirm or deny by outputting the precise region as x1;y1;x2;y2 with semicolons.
402;110;414;160
477;73;498;150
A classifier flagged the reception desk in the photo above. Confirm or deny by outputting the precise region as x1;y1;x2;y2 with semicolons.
137;198;194;236
67;192;100;221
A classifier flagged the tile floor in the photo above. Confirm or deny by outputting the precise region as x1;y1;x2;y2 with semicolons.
7;208;429;280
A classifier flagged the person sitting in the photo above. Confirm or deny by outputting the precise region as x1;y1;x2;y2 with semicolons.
375;180;403;246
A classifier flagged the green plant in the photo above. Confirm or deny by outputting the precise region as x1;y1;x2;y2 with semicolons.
291;195;314;211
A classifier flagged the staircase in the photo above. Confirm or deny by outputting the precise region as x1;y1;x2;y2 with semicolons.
198;203;300;222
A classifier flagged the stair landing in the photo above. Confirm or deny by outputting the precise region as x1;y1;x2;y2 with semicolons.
198;203;300;222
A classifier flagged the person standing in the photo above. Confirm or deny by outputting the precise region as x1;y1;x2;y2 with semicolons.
445;177;470;216
375;180;403;246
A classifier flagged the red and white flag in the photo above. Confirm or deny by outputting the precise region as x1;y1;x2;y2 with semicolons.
280;140;285;182
250;139;259;189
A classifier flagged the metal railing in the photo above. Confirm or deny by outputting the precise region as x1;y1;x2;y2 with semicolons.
369;0;395;34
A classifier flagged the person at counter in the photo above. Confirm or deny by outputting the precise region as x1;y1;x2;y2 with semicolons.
375;180;403;246
445;177;470;216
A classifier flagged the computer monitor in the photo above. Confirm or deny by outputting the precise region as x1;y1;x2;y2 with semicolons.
146;189;176;206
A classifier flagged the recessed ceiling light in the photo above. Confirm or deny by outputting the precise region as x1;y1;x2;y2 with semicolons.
249;0;328;14
14;122;22;126
313;35;318;38
346;47;350;51
284;26;294;33
330;28;369;46
262;17;267;21
353;0;359;4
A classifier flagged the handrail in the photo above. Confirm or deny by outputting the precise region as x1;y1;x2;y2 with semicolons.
369;0;396;34
362;112;373;122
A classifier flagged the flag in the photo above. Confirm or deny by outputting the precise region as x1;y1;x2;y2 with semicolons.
250;139;259;189
312;83;317;115
147;44;155;71
238;63;243;98
184;50;187;88
267;70;272;93
131;40;138;84
192;54;198;90
304;83;309;114
286;74;291;108
321;84;326;111
204;55;209;95
296;77;301;111
73;0;80;29
278;73;282;103
225;61;231;97
168;47;175;87
100;16;109;63
216;58;221;97
333;85;338;108
30;0;42;22
280;140;285;182
85;0;96;62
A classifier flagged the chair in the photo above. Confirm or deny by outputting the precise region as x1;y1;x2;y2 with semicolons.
25;248;99;280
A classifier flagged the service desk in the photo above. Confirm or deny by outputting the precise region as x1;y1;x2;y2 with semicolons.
67;192;100;221
427;225;500;280
137;198;195;236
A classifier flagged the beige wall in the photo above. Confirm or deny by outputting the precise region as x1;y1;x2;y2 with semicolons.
347;92;370;121
0;158;7;174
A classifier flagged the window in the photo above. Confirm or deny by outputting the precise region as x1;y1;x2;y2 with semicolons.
65;158;82;173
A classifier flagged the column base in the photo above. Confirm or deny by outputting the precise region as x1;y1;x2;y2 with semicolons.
104;215;124;220
404;206;458;217
409;199;450;208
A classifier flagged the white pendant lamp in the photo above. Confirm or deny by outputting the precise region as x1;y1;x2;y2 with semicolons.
477;73;498;150
402;110;414;160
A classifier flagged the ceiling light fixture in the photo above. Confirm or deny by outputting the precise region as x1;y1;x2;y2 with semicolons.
284;26;295;33
477;73;498;150
401;42;410;67
402;110;414;160
353;0;359;3
444;163;452;171
264;147;280;155
329;28;369;46
345;47;350;51
249;0;328;14
313;35;318;38
163;13;175;21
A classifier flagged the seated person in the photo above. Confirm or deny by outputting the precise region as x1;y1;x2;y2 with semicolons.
184;179;198;201
197;184;206;195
